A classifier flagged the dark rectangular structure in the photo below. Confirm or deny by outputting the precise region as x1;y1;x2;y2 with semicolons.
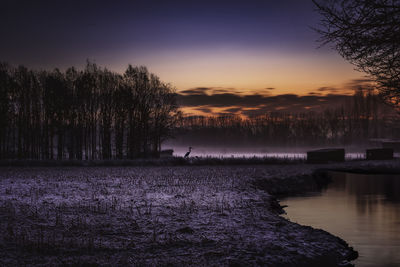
160;149;174;158
366;148;393;160
307;148;345;163
382;142;400;153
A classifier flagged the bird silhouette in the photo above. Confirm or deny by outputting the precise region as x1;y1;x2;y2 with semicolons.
184;147;192;158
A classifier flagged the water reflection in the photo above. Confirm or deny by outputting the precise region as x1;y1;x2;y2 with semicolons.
335;172;400;203
281;172;400;267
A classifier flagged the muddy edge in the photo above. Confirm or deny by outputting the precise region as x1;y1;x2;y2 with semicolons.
253;169;359;266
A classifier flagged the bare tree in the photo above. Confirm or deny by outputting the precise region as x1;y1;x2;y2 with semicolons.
313;0;400;109
0;62;180;160
0;63;11;158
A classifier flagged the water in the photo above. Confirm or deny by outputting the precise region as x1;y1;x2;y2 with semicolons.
281;172;400;267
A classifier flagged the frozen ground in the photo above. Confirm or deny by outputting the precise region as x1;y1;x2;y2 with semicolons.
0;161;397;266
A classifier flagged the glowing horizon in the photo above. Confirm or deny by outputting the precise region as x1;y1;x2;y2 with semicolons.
90;45;365;97
0;0;367;116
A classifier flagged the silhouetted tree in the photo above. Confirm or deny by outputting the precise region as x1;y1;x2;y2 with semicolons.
0;63;11;158
172;89;397;148
313;0;400;110
0;62;180;160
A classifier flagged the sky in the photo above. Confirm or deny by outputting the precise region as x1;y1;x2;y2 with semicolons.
0;0;366;116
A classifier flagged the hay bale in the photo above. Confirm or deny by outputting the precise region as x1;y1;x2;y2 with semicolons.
307;148;345;163
366;148;393;160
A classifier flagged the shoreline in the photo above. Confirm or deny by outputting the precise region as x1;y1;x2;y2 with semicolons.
253;167;358;266
0;161;398;266
254;160;400;266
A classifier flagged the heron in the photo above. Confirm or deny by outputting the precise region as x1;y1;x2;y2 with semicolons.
184;147;193;158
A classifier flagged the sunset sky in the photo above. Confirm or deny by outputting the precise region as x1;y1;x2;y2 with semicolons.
0;0;366;116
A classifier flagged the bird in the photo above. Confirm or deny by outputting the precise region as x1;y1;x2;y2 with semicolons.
184;147;193;158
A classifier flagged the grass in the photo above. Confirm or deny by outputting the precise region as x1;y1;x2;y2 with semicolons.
0;165;359;266
0;155;305;167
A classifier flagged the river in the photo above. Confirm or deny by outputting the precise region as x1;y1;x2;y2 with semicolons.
281;171;400;267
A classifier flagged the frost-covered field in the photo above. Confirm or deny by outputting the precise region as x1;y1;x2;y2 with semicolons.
0;165;361;266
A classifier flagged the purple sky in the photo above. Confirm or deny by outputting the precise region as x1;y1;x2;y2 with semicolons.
0;0;365;116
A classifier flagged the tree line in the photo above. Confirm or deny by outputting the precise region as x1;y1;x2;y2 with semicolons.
0;62;180;160
172;89;400;148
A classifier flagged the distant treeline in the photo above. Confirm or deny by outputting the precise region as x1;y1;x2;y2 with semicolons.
172;89;400;148
0;62;179;160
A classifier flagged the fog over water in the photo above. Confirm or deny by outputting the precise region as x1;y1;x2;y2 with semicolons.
163;145;369;159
